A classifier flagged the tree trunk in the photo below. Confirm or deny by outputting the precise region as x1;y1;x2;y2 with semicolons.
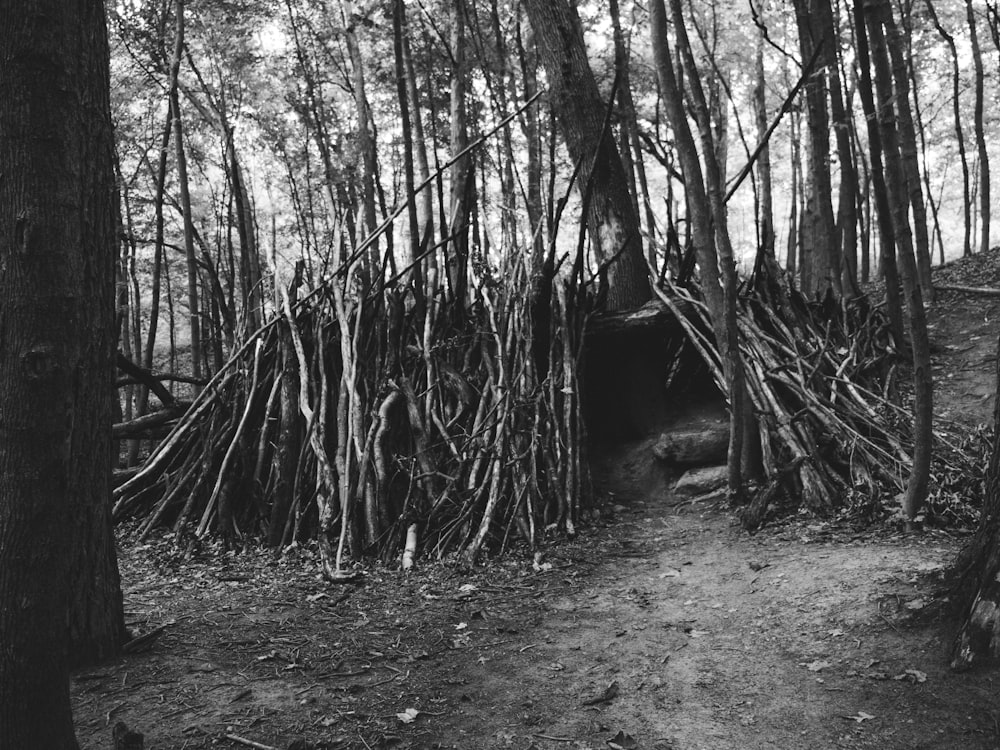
885;6;933;302
170;0;203;388
852;0;906;346
787;107;800;281
522;0;650;311
821;0;857;296
925;0;971;258
665;0;750;493
865;0;932;524
448;0;472;303
516;12;545;266
393;0;421;290
341;0;380;279
400;1;434;277
966;0;990;254
791;0;840;299
0;0;123;744
754;28;775;262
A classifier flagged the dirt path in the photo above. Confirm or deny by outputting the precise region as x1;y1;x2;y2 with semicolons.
73;261;1000;749
425;500;993;750
73;494;996;750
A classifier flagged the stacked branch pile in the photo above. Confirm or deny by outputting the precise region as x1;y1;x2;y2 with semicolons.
655;276;972;527
114;255;588;575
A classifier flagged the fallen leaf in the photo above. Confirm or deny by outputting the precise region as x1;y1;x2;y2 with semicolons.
607;730;638;750
659;568;681;579
582;681;620;706
842;711;875;723
806;660;831;672
396;707;420;724
904;599;925;610
893;669;927;683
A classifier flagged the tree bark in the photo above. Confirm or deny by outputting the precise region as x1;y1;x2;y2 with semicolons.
522;0;650;311
0;0;123;744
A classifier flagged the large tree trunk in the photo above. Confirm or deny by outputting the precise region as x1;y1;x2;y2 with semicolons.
522;0;650;311
791;0;840;299
0;0;123;744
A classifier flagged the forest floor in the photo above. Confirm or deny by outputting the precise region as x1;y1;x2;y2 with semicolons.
74;252;1000;750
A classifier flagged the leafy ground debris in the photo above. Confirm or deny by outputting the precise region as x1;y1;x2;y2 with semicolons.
74;254;1000;749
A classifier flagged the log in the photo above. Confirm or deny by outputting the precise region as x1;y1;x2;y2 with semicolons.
112;404;188;439
674;465;728;496
116;352;176;407
935;284;1000;297
653;423;729;466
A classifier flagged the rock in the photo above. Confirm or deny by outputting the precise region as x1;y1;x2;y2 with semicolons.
653;423;729;466
674;465;729;496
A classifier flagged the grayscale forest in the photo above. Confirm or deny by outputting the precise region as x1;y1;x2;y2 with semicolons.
5;0;1000;747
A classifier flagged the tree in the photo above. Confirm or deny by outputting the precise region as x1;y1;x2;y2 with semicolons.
522;0;650;311
965;0;990;255
0;0;123;744
953;334;1000;669
863;0;932;525
790;0;839;298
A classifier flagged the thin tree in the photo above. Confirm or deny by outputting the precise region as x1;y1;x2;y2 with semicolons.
884;5;933;301
925;0;971;258
170;0;204;387
851;0;905;345
448;0;473;303
667;0;750;491
864;0;932;525
965;0;990;254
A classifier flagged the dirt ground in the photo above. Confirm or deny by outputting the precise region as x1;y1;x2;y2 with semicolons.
74;254;1000;750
